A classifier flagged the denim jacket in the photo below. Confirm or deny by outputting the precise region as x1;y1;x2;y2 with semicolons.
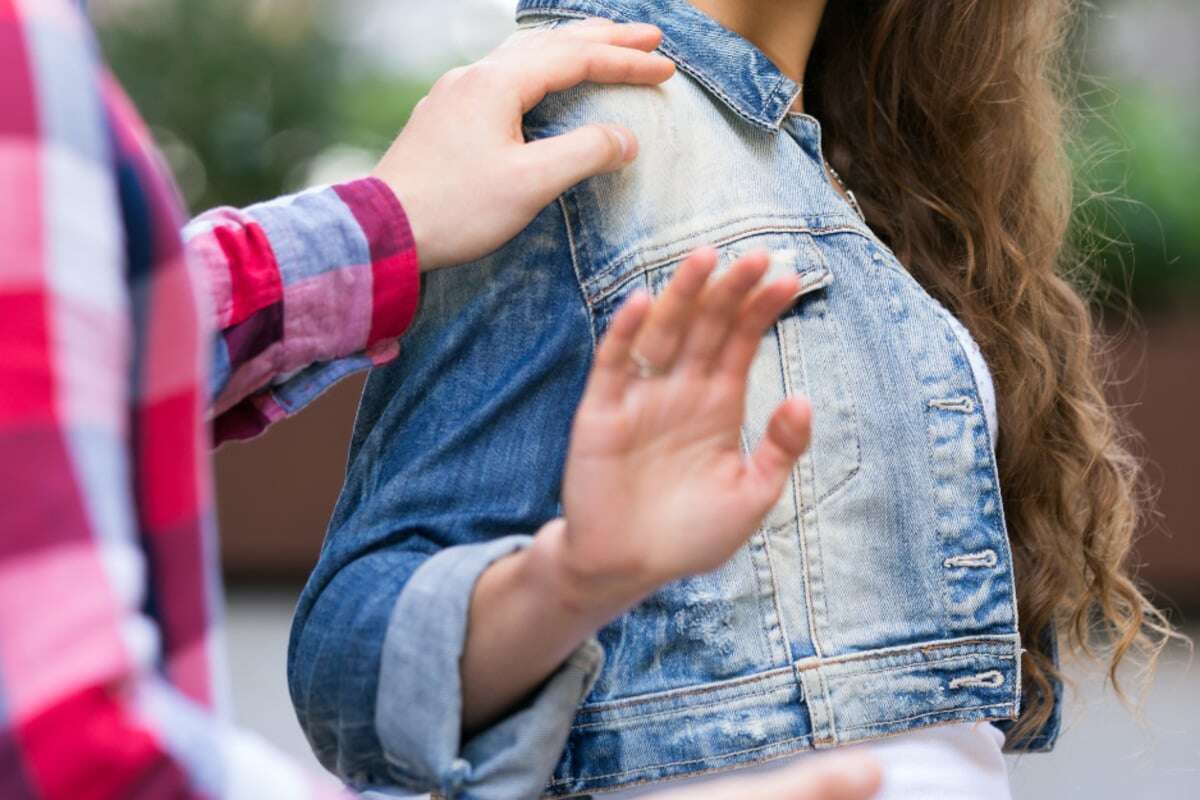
288;1;1061;797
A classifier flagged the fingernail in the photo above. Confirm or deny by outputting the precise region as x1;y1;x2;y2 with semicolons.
609;127;636;161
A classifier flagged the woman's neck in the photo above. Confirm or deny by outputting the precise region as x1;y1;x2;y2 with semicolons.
687;0;827;110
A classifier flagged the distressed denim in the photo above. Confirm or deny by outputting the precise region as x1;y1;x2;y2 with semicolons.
288;1;1061;797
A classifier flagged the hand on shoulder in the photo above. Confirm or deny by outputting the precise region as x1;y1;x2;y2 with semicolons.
373;19;675;271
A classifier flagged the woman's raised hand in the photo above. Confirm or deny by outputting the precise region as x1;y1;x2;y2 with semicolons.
462;247;812;732
542;248;812;617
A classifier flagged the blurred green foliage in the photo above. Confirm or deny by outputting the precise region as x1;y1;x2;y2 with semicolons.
96;0;429;211
95;1;1197;310
1077;82;1200;310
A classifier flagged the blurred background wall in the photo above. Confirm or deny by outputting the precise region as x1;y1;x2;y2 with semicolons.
92;1;1199;797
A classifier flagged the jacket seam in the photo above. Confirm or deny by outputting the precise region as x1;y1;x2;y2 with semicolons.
809;651;1016;682
556;195;597;352
834;702;1016;735
570;680;793;730
760;526;796;666
792;635;1018;670
776;319;829;643
583;218;865;302
548;733;813;788
577;665;796;714
517;2;797;133
572;640;1017;723
655;38;780;132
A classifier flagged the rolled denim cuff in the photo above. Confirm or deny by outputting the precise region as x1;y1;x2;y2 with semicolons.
374;535;604;800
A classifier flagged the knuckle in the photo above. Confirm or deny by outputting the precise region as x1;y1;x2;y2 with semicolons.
432;66;468;94
452;58;508;96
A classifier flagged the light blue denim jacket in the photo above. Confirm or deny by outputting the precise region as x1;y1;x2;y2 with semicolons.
288;1;1061;797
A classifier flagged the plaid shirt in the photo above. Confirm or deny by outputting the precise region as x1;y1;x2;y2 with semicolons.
1;1;419;797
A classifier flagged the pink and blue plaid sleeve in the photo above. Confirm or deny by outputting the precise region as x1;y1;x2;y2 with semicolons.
184;178;421;444
0;2;352;797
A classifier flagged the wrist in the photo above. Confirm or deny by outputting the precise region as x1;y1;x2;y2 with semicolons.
370;170;440;273
526;520;650;627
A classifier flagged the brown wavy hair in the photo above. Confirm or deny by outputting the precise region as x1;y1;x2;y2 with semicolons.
805;0;1176;744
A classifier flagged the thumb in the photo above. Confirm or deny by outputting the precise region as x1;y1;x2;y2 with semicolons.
521;124;638;204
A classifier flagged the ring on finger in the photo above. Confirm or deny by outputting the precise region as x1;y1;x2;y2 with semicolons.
630;349;666;379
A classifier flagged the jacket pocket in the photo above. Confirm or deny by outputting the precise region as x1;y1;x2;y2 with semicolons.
715;233;859;513
590;230;860;515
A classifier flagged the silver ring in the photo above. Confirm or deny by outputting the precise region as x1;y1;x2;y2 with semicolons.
630;349;665;379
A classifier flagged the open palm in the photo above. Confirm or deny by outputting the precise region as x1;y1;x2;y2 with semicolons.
557;248;813;610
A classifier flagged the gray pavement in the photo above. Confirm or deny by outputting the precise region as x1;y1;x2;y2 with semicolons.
226;588;1199;799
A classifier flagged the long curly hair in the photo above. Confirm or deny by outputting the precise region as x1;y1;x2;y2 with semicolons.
804;0;1176;744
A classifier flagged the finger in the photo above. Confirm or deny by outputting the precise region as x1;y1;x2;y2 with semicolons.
505;39;675;112
554;19;666;51
585;291;653;406
629;248;718;372
716;275;801;382
677;252;770;371
520;124;638;205
747;397;812;501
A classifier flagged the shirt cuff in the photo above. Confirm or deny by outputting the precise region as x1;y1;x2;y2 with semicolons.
330;177;422;347
374;536;604;800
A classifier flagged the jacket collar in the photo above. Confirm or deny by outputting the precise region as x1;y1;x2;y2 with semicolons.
515;0;800;131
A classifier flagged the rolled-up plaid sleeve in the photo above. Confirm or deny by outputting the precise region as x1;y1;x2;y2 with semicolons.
184;178;421;444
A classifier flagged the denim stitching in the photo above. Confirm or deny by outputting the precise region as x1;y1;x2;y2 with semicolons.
570;680;795;730
581;213;861;291
784;296;864;505
548;733;814;788
557;196;597;352
516;2;786;132
825;653;1015;683
776;321;839;743
760;524;796;667
748;521;794;667
776;323;825;664
576;665;796;714
583;216;866;299
834;702;1015;735
792;635;1018;671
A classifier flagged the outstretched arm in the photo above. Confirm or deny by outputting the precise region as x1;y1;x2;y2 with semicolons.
187;20;675;443
461;248;813;731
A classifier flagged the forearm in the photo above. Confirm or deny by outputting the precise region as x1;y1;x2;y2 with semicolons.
294;535;605;797
460;520;624;733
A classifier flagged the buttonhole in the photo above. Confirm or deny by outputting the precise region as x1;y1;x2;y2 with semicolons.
950;670;1006;690
929;396;976;413
943;550;999;569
